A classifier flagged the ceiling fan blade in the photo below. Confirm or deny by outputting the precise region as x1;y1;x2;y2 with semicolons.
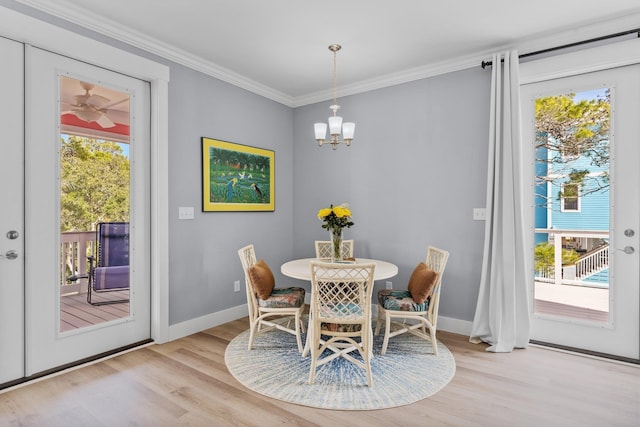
99;96;129;110
71;109;103;123
86;93;110;107
73;93;90;106
96;113;116;128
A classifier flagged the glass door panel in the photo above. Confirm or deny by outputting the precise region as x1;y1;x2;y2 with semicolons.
59;75;132;332
533;87;610;323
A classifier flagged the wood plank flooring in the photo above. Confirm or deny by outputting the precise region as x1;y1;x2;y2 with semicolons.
60;291;129;332
1;317;638;426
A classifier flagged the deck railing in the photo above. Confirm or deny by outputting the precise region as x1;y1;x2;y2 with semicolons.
575;245;609;279
534;228;609;288
60;231;95;295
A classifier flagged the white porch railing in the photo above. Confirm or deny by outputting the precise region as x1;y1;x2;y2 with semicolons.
534;228;609;288
575;245;609;279
60;231;95;295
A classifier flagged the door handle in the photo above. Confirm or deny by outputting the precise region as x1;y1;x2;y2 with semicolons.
0;250;18;260
618;246;635;255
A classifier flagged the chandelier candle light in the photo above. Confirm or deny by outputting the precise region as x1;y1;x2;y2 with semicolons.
314;44;355;150
317;204;354;261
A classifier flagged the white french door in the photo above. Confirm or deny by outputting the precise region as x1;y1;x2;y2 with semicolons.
522;57;640;360
24;46;151;375
0;36;25;385
0;39;152;384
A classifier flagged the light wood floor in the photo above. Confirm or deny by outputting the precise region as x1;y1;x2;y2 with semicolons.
1;318;638;427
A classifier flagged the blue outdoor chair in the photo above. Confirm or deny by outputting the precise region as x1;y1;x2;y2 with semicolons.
88;222;130;305
69;222;130;306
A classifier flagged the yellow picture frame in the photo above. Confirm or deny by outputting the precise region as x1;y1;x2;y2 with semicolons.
201;137;275;211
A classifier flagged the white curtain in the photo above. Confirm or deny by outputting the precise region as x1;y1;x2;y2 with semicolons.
469;50;531;352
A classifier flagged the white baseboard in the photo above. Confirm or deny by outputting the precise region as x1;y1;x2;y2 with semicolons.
168;304;248;341
437;316;473;336
166;304;472;342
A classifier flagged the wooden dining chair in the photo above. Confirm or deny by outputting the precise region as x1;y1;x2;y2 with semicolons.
314;239;354;260
237;244;306;352
375;246;449;355
308;261;376;386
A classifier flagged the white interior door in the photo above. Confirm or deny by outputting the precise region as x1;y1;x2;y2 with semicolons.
24;46;151;375
522;63;640;360
0;36;25;385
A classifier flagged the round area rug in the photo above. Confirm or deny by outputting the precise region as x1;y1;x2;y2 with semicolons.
225;323;456;410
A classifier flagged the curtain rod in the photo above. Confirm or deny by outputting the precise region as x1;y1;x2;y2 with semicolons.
481;28;640;68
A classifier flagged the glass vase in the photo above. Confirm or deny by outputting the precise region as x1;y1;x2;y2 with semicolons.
330;227;343;261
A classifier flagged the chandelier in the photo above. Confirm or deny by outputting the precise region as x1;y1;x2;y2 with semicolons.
314;44;355;150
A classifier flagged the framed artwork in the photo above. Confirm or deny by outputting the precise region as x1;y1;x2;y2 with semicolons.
201;137;275;211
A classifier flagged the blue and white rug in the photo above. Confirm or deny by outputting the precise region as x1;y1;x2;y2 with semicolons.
224;323;456;410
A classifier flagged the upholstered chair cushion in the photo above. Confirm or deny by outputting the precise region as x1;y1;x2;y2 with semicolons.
248;259;275;299
257;287;305;308
407;262;438;304
378;289;430;312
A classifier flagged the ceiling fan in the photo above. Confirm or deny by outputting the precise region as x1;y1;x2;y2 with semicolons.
61;81;127;129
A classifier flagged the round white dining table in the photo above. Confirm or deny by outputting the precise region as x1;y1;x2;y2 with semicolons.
281;257;398;281
281;257;398;357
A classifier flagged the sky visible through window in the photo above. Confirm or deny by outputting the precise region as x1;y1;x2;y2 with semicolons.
573;87;608;102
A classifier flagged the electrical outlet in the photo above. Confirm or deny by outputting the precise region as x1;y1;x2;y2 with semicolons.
386;281;393;290
473;208;486;221
178;206;195;220
234;280;240;292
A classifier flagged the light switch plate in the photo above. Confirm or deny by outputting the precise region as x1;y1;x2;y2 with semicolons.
178;206;195;220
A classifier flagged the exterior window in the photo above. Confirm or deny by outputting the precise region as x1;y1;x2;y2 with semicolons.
561;183;580;212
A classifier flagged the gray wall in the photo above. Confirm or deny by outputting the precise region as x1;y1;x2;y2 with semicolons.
167;64;294;324
5;1;492;326
292;70;491;322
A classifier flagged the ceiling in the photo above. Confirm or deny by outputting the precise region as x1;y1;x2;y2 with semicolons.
59;76;131;142
18;0;640;106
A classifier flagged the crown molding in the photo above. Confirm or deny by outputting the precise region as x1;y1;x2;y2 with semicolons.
16;0;640;108
16;0;295;106
292;54;483;107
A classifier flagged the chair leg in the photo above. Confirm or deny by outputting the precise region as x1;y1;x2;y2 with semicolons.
294;311;303;353
381;311;392;355
308;327;319;384
429;325;438;355
365;328;373;386
374;306;384;335
248;321;258;350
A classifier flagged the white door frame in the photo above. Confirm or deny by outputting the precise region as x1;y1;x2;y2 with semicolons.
0;7;170;343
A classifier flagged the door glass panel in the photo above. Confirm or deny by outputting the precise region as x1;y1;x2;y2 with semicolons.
59;76;131;332
533;88;610;324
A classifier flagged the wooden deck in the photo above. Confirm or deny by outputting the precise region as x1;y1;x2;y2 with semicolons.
534;281;609;323
60;291;129;333
534;299;609;322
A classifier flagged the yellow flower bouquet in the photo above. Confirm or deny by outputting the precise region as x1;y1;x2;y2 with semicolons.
317;204;354;260
317;204;354;231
